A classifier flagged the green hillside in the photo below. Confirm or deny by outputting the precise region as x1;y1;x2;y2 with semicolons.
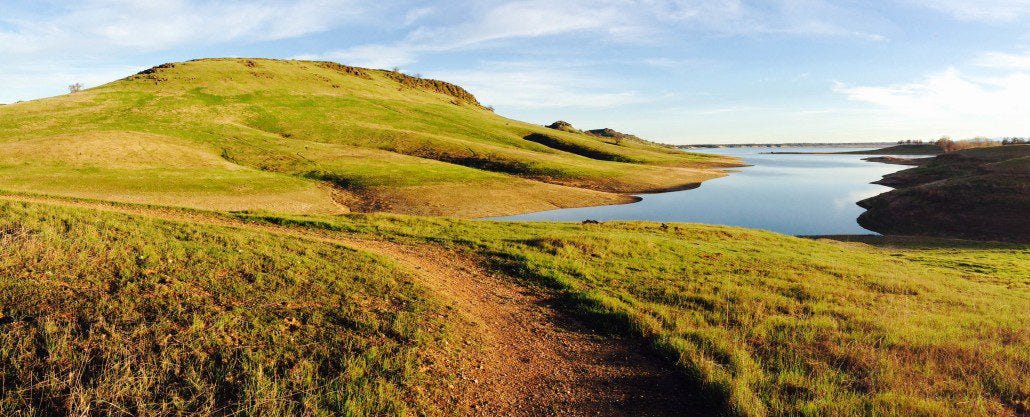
2;194;1026;416
0;58;738;217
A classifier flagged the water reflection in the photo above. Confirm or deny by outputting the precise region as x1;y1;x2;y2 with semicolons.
490;148;911;236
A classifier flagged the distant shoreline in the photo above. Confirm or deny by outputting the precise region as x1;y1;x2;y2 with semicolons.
679;142;893;149
758;144;943;156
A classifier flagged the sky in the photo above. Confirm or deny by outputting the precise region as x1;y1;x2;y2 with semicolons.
1;0;1028;144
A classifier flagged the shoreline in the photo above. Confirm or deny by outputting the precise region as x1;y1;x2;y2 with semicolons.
482;147;916;237
476;150;748;219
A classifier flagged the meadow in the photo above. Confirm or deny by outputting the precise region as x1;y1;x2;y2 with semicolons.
243;211;1029;416
0;58;739;218
0;200;466;415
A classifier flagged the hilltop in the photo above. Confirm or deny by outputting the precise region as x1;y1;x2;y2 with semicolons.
859;145;1030;242
0;58;739;217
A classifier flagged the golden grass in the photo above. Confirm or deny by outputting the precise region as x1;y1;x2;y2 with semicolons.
0;200;462;415
242;213;1029;416
0;58;739;217
0;131;344;214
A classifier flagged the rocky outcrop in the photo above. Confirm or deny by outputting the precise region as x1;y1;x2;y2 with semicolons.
546;120;580;133
383;71;482;107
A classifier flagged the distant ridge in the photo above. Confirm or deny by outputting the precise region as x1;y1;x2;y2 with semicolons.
680;142;896;149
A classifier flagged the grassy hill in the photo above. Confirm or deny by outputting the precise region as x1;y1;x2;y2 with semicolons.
1;195;1026;416
0;58;738;217
859;145;1030;242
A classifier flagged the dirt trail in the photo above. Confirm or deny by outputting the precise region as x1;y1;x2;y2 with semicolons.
1;194;712;416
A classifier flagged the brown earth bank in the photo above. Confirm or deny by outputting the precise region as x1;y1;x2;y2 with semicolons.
857;145;1030;242
839;144;943;155
762;144;945;156
862;156;933;166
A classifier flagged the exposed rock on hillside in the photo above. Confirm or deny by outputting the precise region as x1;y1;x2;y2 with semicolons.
383;71;482;107
546;120;580;133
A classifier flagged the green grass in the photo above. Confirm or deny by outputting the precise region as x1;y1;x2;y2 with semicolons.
0;200;460;416
0;58;739;217
239;212;1029;417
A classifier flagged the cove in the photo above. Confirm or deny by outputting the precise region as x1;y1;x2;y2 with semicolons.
490;147;912;236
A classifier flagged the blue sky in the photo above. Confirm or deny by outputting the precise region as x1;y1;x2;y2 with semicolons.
1;0;1028;143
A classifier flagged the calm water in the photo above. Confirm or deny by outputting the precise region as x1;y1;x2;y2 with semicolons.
491;147;911;235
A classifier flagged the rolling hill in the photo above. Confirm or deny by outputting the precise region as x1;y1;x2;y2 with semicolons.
1;58;1026;416
0;58;739;217
858;145;1030;242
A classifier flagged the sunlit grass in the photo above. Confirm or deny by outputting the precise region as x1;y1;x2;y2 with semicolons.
0;58;737;217
0;201;458;415
247;212;1029;416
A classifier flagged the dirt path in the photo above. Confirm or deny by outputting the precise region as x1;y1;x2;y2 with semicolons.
1;194;713;416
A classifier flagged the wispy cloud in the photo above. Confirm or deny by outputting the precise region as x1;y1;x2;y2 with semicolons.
0;0;364;56
432;65;651;109
295;45;417;70
658;0;888;41
977;50;1030;69
833;62;1030;135
403;7;436;26
302;0;888;68
301;0;625;68
0;62;144;103
909;0;1030;22
0;0;369;102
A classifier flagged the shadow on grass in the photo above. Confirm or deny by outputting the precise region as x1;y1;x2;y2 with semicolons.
804;234;1027;250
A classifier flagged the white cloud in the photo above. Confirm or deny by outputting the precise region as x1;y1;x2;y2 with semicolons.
977;51;1030;69
420;0;617;47
834;66;1030;135
0;0;362;56
656;0;887;41
303;0;887;69
303;0;623;68
0;63;144;103
432;66;650;109
295;45;416;70
911;0;1030;22
0;0;369;102
403;7;435;26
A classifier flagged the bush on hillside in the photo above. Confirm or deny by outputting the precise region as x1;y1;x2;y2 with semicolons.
934;136;998;152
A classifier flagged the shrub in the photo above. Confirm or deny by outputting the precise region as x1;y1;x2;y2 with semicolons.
935;136;998;152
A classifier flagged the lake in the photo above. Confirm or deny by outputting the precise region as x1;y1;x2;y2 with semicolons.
490;147;912;235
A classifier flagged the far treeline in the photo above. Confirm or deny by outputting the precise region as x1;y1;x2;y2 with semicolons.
683;136;1028;150
897;136;1029;152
